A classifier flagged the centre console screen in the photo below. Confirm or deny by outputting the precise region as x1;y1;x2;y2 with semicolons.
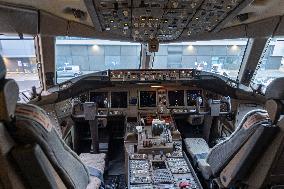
90;92;108;108
187;90;203;106
168;90;184;106
111;92;128;108
139;91;157;108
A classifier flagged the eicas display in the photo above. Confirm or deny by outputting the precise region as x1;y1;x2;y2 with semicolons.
168;90;185;107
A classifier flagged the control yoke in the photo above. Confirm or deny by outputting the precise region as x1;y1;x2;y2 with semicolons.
83;102;107;153
196;96;231;116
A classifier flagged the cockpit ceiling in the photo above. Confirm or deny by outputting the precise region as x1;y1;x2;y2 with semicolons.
0;0;284;42
0;0;93;26
89;0;252;42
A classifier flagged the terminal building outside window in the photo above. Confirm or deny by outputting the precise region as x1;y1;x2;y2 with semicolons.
1;36;284;91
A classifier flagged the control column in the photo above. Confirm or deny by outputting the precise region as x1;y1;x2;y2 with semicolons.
83;102;99;153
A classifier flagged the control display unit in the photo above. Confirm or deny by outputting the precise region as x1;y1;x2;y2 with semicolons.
90;92;108;108
187;90;203;106
111;92;128;108
168;90;185;107
139;91;157;108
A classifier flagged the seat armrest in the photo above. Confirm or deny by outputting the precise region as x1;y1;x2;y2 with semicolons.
198;159;212;180
80;153;106;189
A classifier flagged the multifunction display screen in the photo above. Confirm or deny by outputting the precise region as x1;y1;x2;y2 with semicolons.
111;92;128;108
168;90;184;106
90;92;108;108
187;90;203;106
139;91;157;108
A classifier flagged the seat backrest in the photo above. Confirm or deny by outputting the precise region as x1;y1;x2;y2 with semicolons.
220;123;278;187
206;109;270;176
0;123;26;189
0;57;84;189
8;103;90;189
240;77;284;188
0;54;19;123
219;77;284;188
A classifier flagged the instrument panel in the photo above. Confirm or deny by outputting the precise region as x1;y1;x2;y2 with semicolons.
81;83;226;118
70;69;232;117
87;86;207;111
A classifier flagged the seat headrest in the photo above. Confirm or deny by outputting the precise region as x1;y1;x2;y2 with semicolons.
265;100;283;124
265;77;284;100
0;55;6;80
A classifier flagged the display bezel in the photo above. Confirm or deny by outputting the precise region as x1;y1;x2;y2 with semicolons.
89;91;109;108
167;90;186;108
139;90;157;109
110;91;128;108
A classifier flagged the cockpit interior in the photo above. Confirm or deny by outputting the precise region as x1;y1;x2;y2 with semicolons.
1;0;284;189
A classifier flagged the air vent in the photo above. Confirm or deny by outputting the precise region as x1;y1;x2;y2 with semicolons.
63;7;87;21
237;13;249;22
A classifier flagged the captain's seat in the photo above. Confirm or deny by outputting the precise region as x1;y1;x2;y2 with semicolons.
0;56;105;189
184;81;282;181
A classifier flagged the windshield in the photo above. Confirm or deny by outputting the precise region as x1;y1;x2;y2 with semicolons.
153;39;248;80
0;35;40;92
55;37;141;83
55;37;248;83
253;37;284;89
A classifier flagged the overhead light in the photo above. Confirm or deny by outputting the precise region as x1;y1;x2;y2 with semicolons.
187;45;194;51
92;45;100;51
151;85;164;88
231;45;239;51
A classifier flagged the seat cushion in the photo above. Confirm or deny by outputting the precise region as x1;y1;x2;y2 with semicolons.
184;138;212;179
184;138;210;163
80;153;106;189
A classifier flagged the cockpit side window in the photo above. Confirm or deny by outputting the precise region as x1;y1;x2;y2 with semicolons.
0;35;40;92
253;37;284;91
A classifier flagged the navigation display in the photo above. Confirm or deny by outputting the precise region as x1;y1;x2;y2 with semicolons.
139;91;157;108
90;92;108;108
168;90;184;106
187;90;203;106
111;92;128;108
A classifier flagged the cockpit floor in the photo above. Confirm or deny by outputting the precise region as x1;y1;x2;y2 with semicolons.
104;139;126;189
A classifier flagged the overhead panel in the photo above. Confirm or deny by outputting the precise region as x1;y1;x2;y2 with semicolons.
87;0;251;42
